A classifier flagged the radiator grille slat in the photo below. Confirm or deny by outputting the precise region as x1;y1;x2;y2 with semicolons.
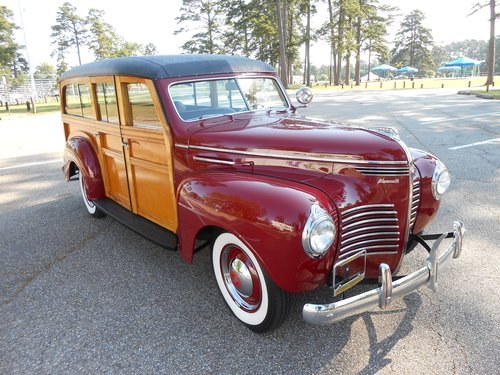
339;204;400;260
409;178;421;229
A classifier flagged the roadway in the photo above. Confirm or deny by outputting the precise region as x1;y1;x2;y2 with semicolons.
1;89;499;373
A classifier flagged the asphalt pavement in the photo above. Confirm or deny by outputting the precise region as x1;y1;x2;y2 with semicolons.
1;89;499;374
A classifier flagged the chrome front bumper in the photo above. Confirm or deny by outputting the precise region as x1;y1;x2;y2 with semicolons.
303;221;466;325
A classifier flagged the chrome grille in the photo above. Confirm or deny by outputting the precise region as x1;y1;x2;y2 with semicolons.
339;204;400;260
409;177;421;230
354;166;409;176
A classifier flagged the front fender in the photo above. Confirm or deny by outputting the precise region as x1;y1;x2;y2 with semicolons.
411;148;442;233
64;136;105;201
177;172;339;293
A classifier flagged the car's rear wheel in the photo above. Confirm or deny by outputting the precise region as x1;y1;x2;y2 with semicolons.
212;232;289;333
79;171;104;218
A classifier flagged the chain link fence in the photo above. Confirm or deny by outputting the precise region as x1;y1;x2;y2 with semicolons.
0;78;59;107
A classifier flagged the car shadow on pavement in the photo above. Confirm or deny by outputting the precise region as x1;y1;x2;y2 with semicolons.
357;294;422;374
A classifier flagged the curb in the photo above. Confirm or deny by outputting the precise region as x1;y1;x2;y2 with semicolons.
458;90;496;100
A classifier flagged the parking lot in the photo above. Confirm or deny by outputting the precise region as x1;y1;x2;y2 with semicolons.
1;89;499;374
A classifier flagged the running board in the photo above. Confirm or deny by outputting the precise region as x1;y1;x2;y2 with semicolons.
94;198;178;251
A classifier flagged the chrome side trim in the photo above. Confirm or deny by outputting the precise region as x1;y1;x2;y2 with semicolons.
193;156;236;165
302;221;466;325
355;166;409;176
174;144;409;166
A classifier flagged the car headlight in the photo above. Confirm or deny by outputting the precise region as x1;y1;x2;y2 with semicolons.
432;160;451;200
302;204;336;258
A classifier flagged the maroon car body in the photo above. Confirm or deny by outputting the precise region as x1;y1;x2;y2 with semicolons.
59;55;465;332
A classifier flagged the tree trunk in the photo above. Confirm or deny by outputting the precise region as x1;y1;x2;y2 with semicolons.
305;1;311;86
485;0;496;86
276;0;288;87
345;53;351;85
335;4;344;85
327;0;335;86
354;14;362;85
73;22;82;65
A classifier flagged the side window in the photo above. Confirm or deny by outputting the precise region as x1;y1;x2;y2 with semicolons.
126;83;161;128
65;84;81;116
79;84;93;118
64;83;96;119
96;82;119;123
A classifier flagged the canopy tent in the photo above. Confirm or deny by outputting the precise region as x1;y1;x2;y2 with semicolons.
438;66;461;71
444;57;482;77
371;64;397;79
361;73;380;82
444;56;482;67
371;64;397;72
396;66;418;74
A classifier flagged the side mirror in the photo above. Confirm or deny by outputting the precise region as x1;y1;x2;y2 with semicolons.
296;86;313;105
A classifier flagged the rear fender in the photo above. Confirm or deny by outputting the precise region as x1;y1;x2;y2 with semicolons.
177;172;339;293
64;136;105;200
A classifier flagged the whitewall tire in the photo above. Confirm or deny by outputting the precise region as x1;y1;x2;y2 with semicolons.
79;171;104;218
212;232;289;332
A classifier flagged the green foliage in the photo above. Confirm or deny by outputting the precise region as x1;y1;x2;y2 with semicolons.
0;6;21;71
50;2;87;65
51;3;158;70
34;63;57;79
391;10;434;75
86;9;119;60
175;0;227;54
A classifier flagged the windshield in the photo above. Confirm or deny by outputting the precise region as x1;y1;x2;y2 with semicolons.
169;77;289;121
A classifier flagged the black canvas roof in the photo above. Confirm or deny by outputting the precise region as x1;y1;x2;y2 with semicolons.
59;55;275;81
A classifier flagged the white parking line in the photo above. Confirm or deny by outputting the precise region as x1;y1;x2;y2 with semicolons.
449;138;500;150
421;112;500;125
0;159;61;171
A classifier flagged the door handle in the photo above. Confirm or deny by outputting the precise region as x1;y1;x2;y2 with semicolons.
122;141;129;149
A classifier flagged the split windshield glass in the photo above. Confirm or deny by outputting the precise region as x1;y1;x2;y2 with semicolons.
169;77;289;121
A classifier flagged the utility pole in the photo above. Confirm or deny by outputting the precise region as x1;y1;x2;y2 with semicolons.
18;0;37;113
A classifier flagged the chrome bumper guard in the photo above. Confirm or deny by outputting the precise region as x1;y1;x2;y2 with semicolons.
303;221;466;325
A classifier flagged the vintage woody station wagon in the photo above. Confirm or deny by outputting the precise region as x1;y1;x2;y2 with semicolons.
60;55;465;332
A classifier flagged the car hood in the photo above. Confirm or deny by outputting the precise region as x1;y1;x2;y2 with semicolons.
187;113;409;168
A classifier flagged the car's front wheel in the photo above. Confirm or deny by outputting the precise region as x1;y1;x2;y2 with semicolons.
212;232;289;333
79;171;104;218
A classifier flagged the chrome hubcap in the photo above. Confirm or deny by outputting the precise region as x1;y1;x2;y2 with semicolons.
221;245;261;312
229;258;253;297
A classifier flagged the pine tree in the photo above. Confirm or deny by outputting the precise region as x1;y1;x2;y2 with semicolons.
391;10;434;75
0;6;20;69
51;2;87;65
175;0;226;54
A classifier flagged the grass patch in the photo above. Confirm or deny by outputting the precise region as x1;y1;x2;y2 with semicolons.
0;101;61;117
290;76;500;92
470;88;500;99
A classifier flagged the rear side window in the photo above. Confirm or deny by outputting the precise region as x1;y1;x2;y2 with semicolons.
64;83;95;119
96;82;119;123
126;83;161;128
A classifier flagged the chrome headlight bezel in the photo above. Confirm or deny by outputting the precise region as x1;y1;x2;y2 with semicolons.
432;160;451;200
302;204;336;258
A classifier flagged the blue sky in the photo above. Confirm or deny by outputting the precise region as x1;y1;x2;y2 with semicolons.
4;0;493;68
